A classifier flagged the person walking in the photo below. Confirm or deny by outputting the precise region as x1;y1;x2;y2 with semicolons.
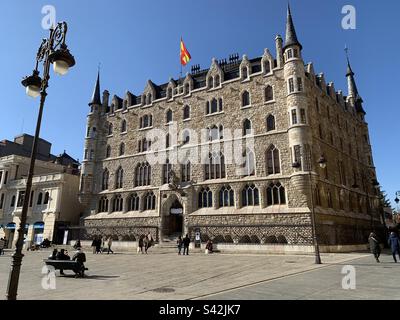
107;237;114;254
388;231;400;263
205;239;213;254
72;248;87;278
0;237;5;255
95;236;102;254
144;233;153;254
91;237;97;254
138;235;144;254
177;236;183;255
368;232;380;263
183;234;190;255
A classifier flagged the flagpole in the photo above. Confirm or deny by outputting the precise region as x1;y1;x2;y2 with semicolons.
180;36;183;81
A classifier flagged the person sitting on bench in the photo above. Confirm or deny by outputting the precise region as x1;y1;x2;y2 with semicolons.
72;248;86;278
49;249;58;260
56;249;70;275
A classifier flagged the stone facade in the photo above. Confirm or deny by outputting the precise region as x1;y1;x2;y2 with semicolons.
78;7;383;248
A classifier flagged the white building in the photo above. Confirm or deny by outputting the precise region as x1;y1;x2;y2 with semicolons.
0;134;82;248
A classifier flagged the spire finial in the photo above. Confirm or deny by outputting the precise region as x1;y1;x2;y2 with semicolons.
89;68;101;106
283;3;302;51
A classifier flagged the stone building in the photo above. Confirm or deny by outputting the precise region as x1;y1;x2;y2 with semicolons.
78;6;383;249
0;134;82;248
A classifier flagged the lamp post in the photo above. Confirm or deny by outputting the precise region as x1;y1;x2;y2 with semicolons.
292;151;326;264
6;22;75;300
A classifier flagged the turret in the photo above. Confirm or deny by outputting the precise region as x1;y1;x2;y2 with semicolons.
346;56;365;115
79;71;103;210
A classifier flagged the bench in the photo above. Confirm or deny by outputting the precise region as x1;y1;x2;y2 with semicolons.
43;259;88;277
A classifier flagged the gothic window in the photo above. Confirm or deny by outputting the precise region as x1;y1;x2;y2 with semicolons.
219;186;234;207
166;109;173;123
102;169;109;191
204;152;226;180
128;193;140;211
108;123;113;135
208;76;213;89
112;194;123;212
288;78;294;93
300;109;306;124
266;144;280;174
140;114;152;128
206;101;210;114
218;98;223;112
297;77;303;91
106;146;111;158
121;120;127;133
287;49;293;59
98;196;109;213
37;192;43;205
266;182;286;206
242;91;250;107
198;187;213;208
265;86;274;102
135;162;151;186
293;48;299;58
44;192;49;205
241;67;248;80
183;105;190;120
166;134;170;148
215;75;220;87
139;138;151;152
119;143;125;156
143;192;156;210
115;167;124;189
243;119;252;135
211;98;218;113
162;159;172;184
266;114;275;131
293;145;302;168
181;161;191;182
264;60;271;74
242;184;259;206
209;125;219;141
147;93;152;105
291;109;297;125
242;148;255;176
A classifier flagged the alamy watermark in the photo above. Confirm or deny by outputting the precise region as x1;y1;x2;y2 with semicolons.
41;265;56;290
341;265;356;290
342;5;356;30
41;5;56;30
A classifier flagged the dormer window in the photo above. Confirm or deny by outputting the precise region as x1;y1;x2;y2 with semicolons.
184;83;190;95
241;67;248;80
208;76;213;89
146;93;152;105
264;60;271;74
215;75;220;87
167;87;173;99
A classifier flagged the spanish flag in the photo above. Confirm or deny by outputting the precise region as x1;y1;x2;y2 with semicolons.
180;37;191;66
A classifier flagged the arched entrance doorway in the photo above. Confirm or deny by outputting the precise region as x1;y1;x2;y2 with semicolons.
33;221;45;245
167;199;183;236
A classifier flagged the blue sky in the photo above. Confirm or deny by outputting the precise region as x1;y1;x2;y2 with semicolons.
0;0;399;206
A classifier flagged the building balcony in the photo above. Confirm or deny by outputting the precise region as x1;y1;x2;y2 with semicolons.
6;173;64;189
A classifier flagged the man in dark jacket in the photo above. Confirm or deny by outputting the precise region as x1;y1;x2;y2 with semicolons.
183;234;191;255
368;232;380;263
72;248;87;277
388;232;400;263
56;249;70;275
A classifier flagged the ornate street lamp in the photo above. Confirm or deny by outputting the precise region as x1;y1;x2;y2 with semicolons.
292;151;326;264
6;22;75;300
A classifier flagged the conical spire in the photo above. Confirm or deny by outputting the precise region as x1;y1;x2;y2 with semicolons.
89;71;101;106
345;54;365;114
283;4;302;50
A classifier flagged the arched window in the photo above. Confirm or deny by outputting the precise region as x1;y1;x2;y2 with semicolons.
166;134;170;148
181;160;191;182
143;192;156;210
112;194;123;212
119;143;125;156
98;196;109;213
139;138;151;152
211;98;218;113
102;169;109;190
242;67;248;80
219;125;224;139
198;187;213;208
208;76;213;89
264;60;271;74
219;186;234;207
206;101;210;115
143;115;149;127
218;98;223;112
108;123;113;135
166;109;173;123
204;152;226;180
242;91;250;107
183;105;190;120
215;75;220;87
182;130;190;144
243;119;252;136
135;162;151;186
266;182;286;206
44;192;50;205
242;184;259;206
163;159;172;184
265;85;274;102
209;125;219;141
115;167;124;189
128;193;139;211
266;145;280;174
121;120;127;133
242;148;255;176
266;114;275;131
37;192;43;205
106;145;111;158
147;93;152;105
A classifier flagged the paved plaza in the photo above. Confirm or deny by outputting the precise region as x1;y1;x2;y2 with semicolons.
0;247;399;300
